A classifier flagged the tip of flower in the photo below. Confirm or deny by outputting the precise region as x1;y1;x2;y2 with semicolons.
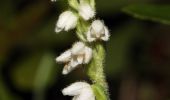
79;3;95;20
62;88;68;95
62;63;75;75
92;20;103;26
55;57;59;62
55;27;62;33
55;57;61;62
62;69;68;75
56;50;71;63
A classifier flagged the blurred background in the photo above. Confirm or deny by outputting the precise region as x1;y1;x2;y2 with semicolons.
0;0;170;100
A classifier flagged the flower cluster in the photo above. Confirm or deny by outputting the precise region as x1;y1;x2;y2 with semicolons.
54;0;95;33
52;0;110;99
56;42;92;75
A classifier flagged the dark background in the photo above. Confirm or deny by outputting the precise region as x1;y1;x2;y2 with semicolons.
0;0;170;100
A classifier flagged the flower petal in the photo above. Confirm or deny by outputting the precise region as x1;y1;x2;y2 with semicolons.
55;11;78;33
101;26;110;41
83;47;93;64
87;30;96;42
71;42;85;55
62;82;90;96
70;58;80;68
79;3;95;20
75;87;95;100
56;49;71;63
62;62;73;75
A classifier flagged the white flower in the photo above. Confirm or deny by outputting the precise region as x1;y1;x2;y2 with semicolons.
55;11;78;33
56;42;92;75
62;82;95;100
79;3;95;20
71;42;92;64
87;20;110;42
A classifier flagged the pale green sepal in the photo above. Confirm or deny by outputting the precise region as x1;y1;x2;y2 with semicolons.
68;0;79;10
89;0;95;9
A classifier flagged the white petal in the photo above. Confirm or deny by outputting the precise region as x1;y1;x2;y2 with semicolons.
55;11;78;33
62;63;73;75
56;49;71;63
91;20;104;36
77;55;84;64
75;87;95;100
70;58;80;68
87;30;96;42
64;13;78;31
79;3;95;20
83;47;92;64
55;27;62;33
62;82;90;96
56;11;71;32
101;26;110;41
71;42;85;55
72;96;78;100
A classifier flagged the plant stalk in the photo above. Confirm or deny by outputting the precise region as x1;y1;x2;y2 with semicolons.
88;43;110;100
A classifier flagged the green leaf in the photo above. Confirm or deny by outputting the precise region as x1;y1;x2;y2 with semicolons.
33;53;57;100
123;4;170;25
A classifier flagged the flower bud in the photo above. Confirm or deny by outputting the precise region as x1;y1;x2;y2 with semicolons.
79;3;95;20
55;11;78;33
87;20;110;42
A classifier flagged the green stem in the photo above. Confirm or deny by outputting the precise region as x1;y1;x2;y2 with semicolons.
88;43;110;100
73;0;110;99
76;18;89;42
76;18;110;100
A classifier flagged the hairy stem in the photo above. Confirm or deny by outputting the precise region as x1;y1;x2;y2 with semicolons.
88;43;110;100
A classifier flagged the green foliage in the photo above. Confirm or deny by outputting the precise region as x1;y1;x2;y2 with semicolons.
123;4;170;25
33;53;58;100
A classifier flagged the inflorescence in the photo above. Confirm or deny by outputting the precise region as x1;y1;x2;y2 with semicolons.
52;0;110;99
